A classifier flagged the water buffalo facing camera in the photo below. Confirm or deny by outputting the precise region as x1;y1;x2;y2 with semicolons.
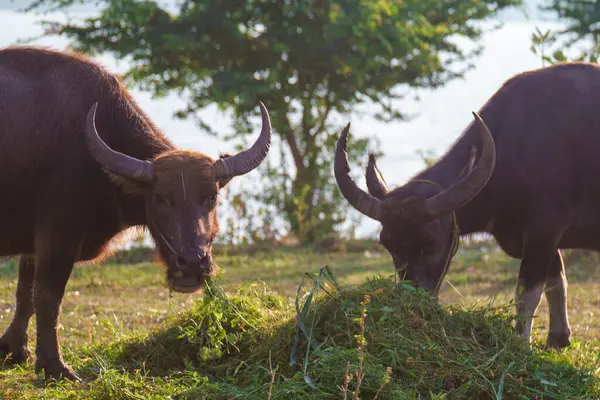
335;61;600;351
0;46;272;381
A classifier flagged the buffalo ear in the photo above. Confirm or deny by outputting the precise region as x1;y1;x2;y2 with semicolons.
104;170;151;194
217;153;234;189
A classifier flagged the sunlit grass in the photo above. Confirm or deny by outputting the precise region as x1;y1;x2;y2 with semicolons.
0;242;597;398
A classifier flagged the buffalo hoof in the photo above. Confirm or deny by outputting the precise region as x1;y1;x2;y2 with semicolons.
35;359;81;382
546;331;571;349
0;332;31;365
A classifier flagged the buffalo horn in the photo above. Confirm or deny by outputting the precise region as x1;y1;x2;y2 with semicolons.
212;101;272;180
85;102;155;183
423;112;497;218
365;153;389;199
334;123;385;221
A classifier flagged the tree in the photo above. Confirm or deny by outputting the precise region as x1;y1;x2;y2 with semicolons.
531;1;600;65
24;0;522;243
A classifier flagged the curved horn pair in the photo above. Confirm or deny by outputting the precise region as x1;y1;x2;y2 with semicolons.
335;112;496;221
85;101;272;183
334;123;386;221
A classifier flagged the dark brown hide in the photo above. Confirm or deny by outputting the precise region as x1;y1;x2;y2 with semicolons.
0;46;271;381
335;62;600;350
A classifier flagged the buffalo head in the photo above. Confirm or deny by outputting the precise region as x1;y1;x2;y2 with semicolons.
84;101;272;293
334;113;496;294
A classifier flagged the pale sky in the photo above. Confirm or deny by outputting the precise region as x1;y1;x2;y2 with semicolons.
0;1;576;239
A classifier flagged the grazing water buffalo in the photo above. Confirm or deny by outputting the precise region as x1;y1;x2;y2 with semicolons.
334;61;600;349
0;46;272;380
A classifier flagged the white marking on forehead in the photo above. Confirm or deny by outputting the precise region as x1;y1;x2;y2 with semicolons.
180;172;187;201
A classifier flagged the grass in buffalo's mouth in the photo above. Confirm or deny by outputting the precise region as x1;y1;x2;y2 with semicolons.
0;245;598;399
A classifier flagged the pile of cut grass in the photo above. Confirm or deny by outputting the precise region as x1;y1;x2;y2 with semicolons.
33;268;600;399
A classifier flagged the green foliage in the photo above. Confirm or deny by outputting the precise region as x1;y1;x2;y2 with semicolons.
416;148;439;168
23;0;523;242
23;273;600;399
531;1;600;64
79;281;291;377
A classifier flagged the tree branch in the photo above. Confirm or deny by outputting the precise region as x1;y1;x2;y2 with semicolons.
281;115;305;173
312;89;333;136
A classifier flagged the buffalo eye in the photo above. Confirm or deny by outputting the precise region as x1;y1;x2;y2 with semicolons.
205;194;218;208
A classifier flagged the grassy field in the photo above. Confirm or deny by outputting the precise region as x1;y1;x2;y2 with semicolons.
0;241;598;398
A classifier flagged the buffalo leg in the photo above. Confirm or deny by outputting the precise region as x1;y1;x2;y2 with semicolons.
0;255;35;363
33;250;80;381
514;279;545;343
514;236;559;343
544;251;571;348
